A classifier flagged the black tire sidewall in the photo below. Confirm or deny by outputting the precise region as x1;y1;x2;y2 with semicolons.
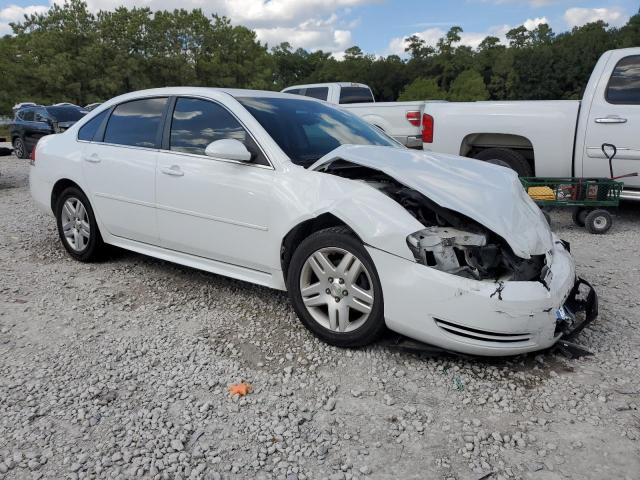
474;148;532;177
13;137;26;159
55;187;102;261
287;228;385;347
585;209;612;234
572;207;587;227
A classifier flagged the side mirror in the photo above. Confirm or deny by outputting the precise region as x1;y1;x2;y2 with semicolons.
204;139;252;162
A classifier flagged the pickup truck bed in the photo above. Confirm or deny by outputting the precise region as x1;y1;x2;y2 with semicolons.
425;100;580;177
341;101;425;148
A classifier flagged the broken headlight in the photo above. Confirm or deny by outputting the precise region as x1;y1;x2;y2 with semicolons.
407;227;495;280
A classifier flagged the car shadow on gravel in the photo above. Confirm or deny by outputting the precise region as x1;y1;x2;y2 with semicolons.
93;241;595;376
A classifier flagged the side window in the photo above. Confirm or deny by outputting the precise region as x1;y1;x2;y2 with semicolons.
169;97;268;166
34;110;49;123
339;87;374;104
304;87;329;101
104;97;167;148
606;55;640;105
22;110;35;121
78;110;108;142
284;88;302;96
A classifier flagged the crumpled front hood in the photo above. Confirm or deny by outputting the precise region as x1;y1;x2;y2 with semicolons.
310;145;553;259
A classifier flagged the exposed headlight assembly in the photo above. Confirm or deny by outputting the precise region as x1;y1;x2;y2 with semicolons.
407;227;493;279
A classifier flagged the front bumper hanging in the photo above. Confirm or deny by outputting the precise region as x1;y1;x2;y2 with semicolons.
556;277;598;339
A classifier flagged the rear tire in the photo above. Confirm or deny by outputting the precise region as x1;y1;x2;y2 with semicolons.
572;207;588;227
474;148;532;177
585;209;612;235
287;226;385;347
13;137;27;159
55;186;105;261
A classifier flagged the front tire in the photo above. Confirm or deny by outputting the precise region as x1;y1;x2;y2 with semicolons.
55;187;104;261
287;227;385;347
13;137;27;159
474;148;532;177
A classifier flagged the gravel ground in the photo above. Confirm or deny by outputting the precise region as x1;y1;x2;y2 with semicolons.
1;154;639;480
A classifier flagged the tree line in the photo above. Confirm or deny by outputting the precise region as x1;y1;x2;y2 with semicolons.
0;0;639;114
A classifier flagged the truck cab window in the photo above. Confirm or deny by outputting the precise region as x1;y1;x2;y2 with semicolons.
606;55;640;105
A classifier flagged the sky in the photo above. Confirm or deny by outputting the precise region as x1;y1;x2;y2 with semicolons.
0;0;638;57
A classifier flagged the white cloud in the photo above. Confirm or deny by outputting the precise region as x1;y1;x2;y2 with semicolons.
386;16;547;56
523;16;547;30
564;7;628;29
4;0;374;53
0;4;48;35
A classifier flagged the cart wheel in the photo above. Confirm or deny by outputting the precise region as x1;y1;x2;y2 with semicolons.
572;207;588;227
585;209;612;234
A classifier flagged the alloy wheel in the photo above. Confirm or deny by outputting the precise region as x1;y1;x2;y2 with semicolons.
14;139;24;158
299;247;375;333
60;197;91;252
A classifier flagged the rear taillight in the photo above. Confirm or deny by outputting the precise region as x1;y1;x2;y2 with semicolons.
405;110;421;127
422;113;434;143
30;143;36;165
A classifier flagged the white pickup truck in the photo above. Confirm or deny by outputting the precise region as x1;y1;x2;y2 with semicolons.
422;47;640;197
281;82;427;148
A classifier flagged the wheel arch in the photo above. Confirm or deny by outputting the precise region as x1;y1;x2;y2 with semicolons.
51;178;84;213
460;133;535;173
280;213;362;280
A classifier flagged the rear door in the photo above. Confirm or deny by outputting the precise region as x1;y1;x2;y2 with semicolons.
582;52;640;187
81;97;168;244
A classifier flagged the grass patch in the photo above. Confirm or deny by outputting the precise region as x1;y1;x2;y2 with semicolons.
0;124;10;141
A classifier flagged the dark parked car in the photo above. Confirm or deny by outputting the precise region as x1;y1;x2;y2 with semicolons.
10;105;87;158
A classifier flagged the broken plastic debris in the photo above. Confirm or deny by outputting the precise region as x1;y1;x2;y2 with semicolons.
228;382;252;396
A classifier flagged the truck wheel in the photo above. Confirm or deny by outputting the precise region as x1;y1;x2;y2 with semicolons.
585;209;612;234
474;148;532;177
572;207;588;227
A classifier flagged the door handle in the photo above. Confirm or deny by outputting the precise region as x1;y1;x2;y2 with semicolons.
595;116;627;124
161;165;184;177
83;153;101;163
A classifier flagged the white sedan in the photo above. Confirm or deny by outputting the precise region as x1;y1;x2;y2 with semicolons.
29;87;597;356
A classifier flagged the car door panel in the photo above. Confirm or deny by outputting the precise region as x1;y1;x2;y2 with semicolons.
155;96;275;271
156;154;273;270
83;143;158;243
582;53;640;187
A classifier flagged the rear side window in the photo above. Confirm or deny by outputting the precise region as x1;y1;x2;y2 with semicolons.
169;97;268;165
78;110;108;142
339;87;374;104
284;88;302;96
606;55;640;105
22;110;35;121
104;98;167;148
304;87;329;101
34;110;49;123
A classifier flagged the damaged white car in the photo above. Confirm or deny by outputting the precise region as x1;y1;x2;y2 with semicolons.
29;88;597;356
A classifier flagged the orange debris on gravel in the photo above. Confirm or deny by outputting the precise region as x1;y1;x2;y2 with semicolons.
227;382;252;396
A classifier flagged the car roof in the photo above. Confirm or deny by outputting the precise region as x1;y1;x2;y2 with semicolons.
282;82;370;90
96;87;323;108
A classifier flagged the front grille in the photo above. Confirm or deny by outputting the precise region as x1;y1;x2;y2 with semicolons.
434;318;531;343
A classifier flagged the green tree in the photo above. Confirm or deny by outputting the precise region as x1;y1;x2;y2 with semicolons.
398;78;446;101
448;70;489;101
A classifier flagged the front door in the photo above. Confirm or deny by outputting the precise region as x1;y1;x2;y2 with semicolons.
155;97;274;272
582;52;640;188
82;97;168;244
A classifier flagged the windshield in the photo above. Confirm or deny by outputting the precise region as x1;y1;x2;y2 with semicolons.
237;96;399;167
46;106;87;123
